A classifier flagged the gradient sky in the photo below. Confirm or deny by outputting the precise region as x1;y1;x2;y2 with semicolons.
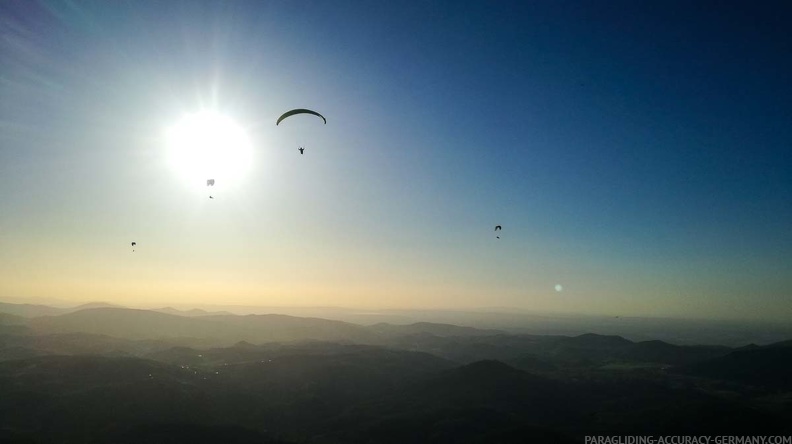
1;0;790;320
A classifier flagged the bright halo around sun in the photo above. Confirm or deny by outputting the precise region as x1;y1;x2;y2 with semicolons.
165;110;253;189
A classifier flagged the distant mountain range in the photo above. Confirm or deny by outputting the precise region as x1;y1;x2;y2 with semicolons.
0;301;72;318
154;306;236;317
0;300;235;318
28;308;377;345
4;300;792;346
0;303;787;369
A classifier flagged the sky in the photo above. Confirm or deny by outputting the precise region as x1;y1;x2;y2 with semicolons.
1;0;790;321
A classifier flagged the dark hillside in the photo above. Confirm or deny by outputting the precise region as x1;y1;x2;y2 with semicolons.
679;347;792;389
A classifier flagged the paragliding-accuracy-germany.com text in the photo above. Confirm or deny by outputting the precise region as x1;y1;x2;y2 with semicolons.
585;436;792;444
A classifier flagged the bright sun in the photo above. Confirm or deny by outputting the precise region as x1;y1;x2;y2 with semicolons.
165;110;253;188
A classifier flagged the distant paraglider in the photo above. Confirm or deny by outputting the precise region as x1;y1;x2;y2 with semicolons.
276;109;326;126
494;225;502;239
207;178;215;199
131;242;136;252
298;147;305;155
207;179;215;186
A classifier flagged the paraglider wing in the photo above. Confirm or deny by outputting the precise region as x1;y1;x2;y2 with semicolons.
494;225;502;231
131;242;136;247
276;109;326;126
207;179;215;186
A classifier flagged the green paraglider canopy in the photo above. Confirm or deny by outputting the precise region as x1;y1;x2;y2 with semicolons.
276;109;326;125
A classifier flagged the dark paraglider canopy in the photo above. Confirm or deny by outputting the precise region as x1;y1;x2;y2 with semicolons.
131;242;136;247
276;109;326;126
207;179;215;186
495;225;502;231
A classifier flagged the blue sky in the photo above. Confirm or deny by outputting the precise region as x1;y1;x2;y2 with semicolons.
1;0;790;320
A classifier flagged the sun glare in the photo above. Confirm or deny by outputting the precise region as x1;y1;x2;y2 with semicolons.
165;111;253;188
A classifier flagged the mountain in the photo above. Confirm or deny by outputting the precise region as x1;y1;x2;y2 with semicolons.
29;308;379;345
0;301;68;318
366;322;503;338
200;313;376;343
318;360;577;443
414;359;560;405
71;301;125;310
382;332;736;369
154;306;236;317
0;332;179;361
0;344;456;443
0;313;31;337
679;346;792;389
621;340;731;365
30;308;221;340
0;355;226;443
567;332;634;348
0;313;28;326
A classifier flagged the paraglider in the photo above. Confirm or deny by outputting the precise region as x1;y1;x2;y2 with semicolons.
494;225;502;239
277;109;325;154
276;109;326;126
131;242;136;252
207;179;215;199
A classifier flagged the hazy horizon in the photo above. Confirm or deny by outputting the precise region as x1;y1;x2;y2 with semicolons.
4;296;792;348
4;295;790;324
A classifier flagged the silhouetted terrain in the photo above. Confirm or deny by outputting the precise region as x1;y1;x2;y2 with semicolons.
0;303;790;443
677;342;792;390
